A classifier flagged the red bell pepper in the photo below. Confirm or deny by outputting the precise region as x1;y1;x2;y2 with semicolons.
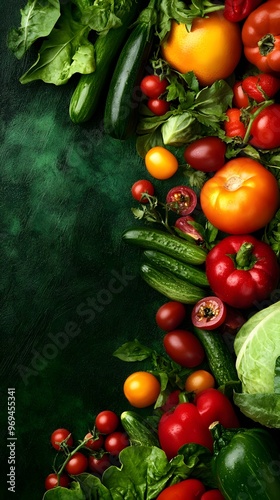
224;0;262;22
242;0;280;73
158;389;240;460
205;235;280;309
224;108;246;139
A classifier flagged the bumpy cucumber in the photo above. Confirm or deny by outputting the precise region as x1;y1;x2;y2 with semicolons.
122;227;208;265
140;262;206;304
121;411;159;447
143;250;209;288
193;327;239;387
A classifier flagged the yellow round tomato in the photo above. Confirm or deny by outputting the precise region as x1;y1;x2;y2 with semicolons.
123;371;161;408
161;12;242;87
200;158;280;234
145;146;178;180
185;370;215;394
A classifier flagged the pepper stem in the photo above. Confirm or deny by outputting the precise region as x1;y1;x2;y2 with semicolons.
235;242;257;270
258;33;275;56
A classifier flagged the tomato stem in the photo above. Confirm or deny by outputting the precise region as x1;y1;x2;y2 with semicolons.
242;99;274;144
56;435;92;481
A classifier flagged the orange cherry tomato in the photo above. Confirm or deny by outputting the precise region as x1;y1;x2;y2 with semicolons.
145;146;178;180
200;157;280;234
185;370;215;394
123;371;161;408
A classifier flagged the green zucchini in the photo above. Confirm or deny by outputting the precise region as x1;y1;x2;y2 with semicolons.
121;411;159;447
140;262;206;304
122;227;208;266
143;250;209;288
193;326;239;387
103;4;155;139
69;2;139;123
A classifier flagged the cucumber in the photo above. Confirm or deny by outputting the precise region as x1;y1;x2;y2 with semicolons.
193;327;239;387
69;2;139;123
121;411;159;447
103;9;154;139
122;227;208;265
143;250;209;288
140;262;206;304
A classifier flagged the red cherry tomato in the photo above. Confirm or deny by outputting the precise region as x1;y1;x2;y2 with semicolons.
50;428;73;451
156;301;186;331
45;473;70;490
140;74;169;98
201;489;225;500
184;137;227;173
131;179;155;203
147;98;170;115
232;81;250;108
191;296;227;330
249;103;280;149
65;452;88;475
88;454;111;475
104;431;130;455
95;410;119;435
166;186;197;215
163;329;205;368
157;478;206;499
84;432;104;451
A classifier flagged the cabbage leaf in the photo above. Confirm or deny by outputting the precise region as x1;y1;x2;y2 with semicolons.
234;301;280;428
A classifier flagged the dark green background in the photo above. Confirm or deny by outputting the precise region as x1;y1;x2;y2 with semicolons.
1;3;182;498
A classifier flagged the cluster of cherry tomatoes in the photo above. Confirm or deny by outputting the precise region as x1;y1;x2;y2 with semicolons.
45;410;130;490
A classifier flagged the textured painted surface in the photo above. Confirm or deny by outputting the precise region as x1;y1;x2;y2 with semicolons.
0;4;174;498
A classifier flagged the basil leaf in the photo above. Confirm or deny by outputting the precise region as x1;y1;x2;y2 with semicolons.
19;5;94;85
8;0;61;59
113;339;153;361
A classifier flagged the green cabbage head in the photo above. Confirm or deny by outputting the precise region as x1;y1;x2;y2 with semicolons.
234;301;280;428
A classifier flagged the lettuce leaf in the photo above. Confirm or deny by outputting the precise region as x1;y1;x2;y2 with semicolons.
8;0;61;59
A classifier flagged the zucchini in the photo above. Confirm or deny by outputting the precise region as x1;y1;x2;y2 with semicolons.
69;2;139;123
140;262;206;304
193;327;239;387
143;250;209;288
122;227;208;265
103;4;155;139
121;410;159;447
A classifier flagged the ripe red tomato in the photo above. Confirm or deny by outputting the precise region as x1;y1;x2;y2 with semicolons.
140;74;168;98
45;473;70;490
84;432;104;451
249;103;280;149
88;454;111;475
155;301;186;331
163;329;205;368
184;137;227;172
95;410;119;435
157;478;206;499
232;81;250;108
50;428;73;451
166;186;197;215
201;490;225;500
147;98;170;115
65;452;88;475
131;179;155;203
191;296;227;330
104;431;130;455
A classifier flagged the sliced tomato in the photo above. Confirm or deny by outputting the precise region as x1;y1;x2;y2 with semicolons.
166;186;197;216
191;296;227;330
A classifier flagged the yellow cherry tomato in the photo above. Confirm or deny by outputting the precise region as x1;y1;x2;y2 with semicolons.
123;371;161;408
185;370;215;394
145;146;178;180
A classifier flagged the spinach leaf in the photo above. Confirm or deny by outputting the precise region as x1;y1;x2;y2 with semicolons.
113;339;153;362
102;445;189;499
19;4;95;85
8;0;61;59
43;481;86;499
